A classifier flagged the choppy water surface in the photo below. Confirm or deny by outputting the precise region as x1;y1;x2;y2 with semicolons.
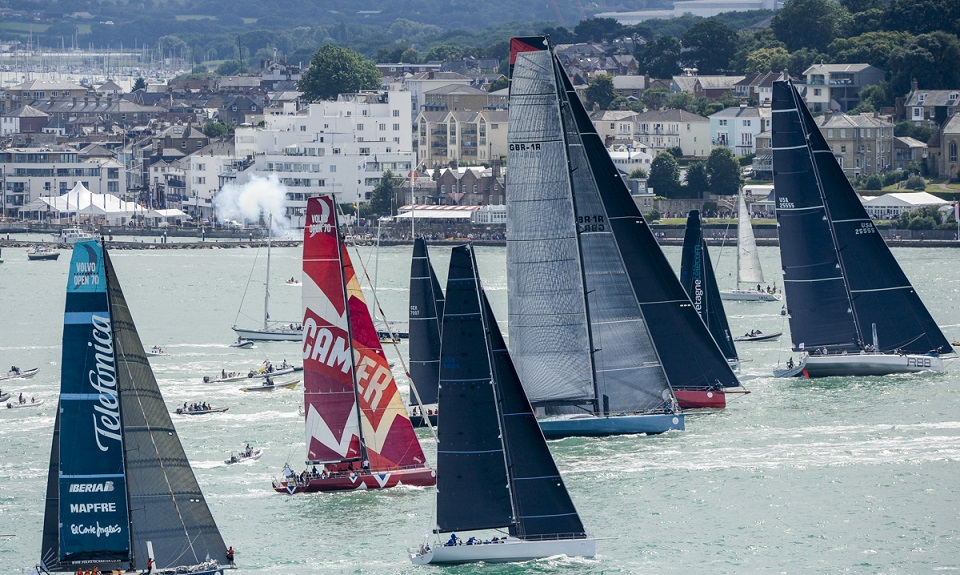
1;241;958;574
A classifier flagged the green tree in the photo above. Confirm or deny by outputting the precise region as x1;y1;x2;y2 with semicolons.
202;122;234;138
424;45;463;61
216;60;242;76
586;74;617;110
884;0;960;36
642;88;671;111
298;45;382;103
637;36;682;78
649;152;682;199
132;77;147;92
684;161;710;198
827;31;912;71
681;19;738;74
862;174;884;190
744;47;790;74
889;32;960;97
665;91;696;111
707;147;742;195
772;0;851;52
629;167;649;179
370;169;401;216
573;18;624;42
894;121;935;143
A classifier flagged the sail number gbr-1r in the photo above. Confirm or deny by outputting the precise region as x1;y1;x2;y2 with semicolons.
509;143;542;152
577;215;605;233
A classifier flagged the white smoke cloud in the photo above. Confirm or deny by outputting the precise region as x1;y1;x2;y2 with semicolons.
214;173;297;237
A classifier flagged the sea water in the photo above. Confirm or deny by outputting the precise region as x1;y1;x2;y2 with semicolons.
1;241;959;574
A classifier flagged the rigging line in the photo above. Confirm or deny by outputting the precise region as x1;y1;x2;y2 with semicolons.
107;263;201;568
233;241;264;326
335;203;438;443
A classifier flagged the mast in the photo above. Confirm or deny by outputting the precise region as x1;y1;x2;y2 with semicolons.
263;215;272;331
332;211;369;464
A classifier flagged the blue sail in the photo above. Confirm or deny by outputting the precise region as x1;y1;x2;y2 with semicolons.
57;240;131;563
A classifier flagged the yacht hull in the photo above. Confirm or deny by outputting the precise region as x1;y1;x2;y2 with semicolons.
231;326;302;341
273;467;436;493
674;389;727;408
538;413;684;438
774;353;946;378
719;290;780;301
410;537;596;565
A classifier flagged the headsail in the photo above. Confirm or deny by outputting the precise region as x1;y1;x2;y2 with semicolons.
736;192;764;286
302;195;427;471
680;210;738;363
438;245;586;539
772;81;952;355
507;36;738;408
41;240;227;572
408;238;444;406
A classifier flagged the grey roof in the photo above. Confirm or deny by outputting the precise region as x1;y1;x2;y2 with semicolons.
943;114;960;135
424;84;490;96
894;136;927;149
8;104;48;118
710;106;771;119
904;89;960;107
590;110;638;122
803;63;878;74
816;112;894;129
635;108;709;123
696;75;745;89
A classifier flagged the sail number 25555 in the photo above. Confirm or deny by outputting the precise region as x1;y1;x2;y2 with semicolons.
855;222;876;235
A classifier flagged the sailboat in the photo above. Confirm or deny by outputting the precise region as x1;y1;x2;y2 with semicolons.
272;195;435;493
407;237;443;427
505;36;738;437
37;240;228;575
771;80;953;378
410;245;595;565
719;191;780;301
232;222;302;341
679;210;746;407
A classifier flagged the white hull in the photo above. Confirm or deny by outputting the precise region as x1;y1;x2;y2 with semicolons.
719;289;780;302
411;537;596;565
231;326;302;341
5;400;44;409
774;352;947;378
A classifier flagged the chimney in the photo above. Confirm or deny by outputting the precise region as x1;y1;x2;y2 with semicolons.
593;102;600;112
911;77;918;94
824;109;833;123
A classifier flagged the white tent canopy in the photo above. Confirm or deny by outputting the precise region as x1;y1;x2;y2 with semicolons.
147;208;190;221
19;182;137;225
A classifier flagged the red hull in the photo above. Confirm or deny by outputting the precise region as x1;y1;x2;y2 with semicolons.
675;389;727;409
273;468;436;494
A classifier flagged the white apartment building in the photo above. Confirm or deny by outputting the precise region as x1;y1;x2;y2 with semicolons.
184;140;235;220
0;145;125;219
634;109;711;158
232;88;415;216
709;105;771;156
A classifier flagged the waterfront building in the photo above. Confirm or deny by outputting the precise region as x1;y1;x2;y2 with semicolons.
634;109;711;158
815;110;894;179
709;104;771;156
414;109;508;167
800;63;885;113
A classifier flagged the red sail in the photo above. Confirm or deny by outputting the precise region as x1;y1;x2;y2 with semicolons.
302;195;427;472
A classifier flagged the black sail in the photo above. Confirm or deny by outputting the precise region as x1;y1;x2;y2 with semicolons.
436;247;512;532
436;244;587;539
408;238;445;405
773;81;952;355
680;211;739;364
103;248;229;569
483;286;586;540
39;408;64;571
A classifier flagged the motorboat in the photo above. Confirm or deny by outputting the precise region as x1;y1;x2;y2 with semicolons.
27;246;60;261
57;228;95;244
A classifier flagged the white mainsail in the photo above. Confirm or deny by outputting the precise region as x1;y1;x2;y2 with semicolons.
736;191;765;287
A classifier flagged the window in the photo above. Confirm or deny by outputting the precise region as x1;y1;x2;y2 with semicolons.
300;125;306;131
610;123;616;129
719;119;727;126
359;147;371;155
950;141;958;162
840;129;846;138
379;123;386;130
329;165;336;173
393;110;400;117
743;120;751;127
814;88;821;96
828;129;834;138
841;145;847;153
333;148;341;155
393;123;400;131
913;107;923;119
357;124;364;131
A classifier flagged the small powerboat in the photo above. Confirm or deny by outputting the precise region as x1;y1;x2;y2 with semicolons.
735;330;782;342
